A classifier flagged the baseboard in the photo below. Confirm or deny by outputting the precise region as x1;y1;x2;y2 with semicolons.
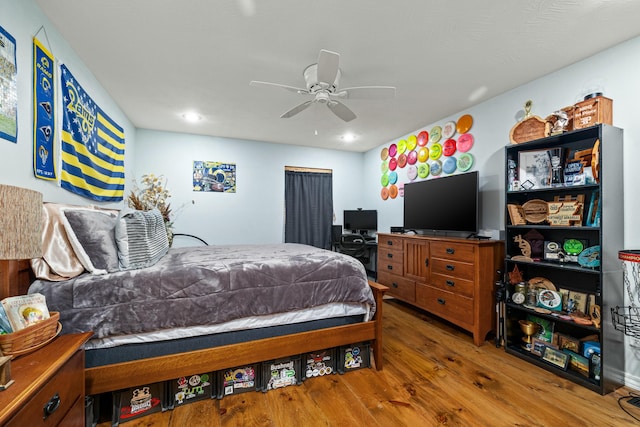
625;373;640;392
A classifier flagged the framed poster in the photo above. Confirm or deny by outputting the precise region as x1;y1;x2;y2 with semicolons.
193;160;237;193
0;25;17;143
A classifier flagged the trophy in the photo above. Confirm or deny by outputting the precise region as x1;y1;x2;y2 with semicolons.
519;319;539;351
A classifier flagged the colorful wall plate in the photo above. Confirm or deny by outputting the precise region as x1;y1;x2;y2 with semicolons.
429;160;442;176
457;133;474;152
407;135;417;150
417;131;429;146
397;139;407;154
457;153;474;172
380;161;388;173
389;143;397;157
389;184;399;199
417;163;430;179
578;245;600;268
443;157;457;174
456;114;473;134
443;139;457;156
429;143;442;160
380;147;389;160
429;126;442;143
388;171;398;185
381;187;389;200
418;147;429;163
380;174;389;186
407;150;417;165
407;165;418;181
442;121;456;139
389;157;398;171
397;153;407;168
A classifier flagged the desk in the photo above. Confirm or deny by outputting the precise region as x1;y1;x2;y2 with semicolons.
364;241;377;279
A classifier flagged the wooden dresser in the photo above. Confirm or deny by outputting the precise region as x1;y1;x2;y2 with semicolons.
0;332;92;426
377;233;503;346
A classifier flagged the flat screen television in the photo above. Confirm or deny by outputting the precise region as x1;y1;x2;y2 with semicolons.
343;209;378;234
403;171;479;234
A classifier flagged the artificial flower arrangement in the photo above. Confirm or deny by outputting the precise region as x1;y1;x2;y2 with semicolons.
127;173;174;244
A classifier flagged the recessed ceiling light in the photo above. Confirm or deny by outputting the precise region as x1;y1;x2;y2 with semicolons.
341;133;356;142
182;112;202;123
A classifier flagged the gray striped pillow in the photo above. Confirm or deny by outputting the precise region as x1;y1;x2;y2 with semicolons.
115;208;169;270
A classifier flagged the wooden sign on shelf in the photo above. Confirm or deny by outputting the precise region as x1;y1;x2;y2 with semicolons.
547;195;584;226
509;100;548;144
507;204;527;225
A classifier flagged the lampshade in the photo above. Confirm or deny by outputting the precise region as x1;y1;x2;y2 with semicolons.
0;184;43;260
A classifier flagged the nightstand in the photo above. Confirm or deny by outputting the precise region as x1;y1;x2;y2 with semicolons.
0;332;92;426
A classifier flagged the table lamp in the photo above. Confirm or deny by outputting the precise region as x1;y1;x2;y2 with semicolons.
0;184;43;390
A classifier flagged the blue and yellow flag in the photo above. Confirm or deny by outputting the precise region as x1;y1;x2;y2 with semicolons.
60;64;125;201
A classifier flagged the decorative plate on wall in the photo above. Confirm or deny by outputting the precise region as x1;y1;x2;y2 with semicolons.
381;187;389;200
407;165;418;181
397;139;407;154
442;121;457;139
418;147;429;163
407;150;417;165
443;157;457;174
388;157;398;171
380;174;389;186
407;135;417;151
380;147;389;160
388;171;398;185
457;153;474;171
389;143;397;157
457;133;474;152
397;153;407;168
429;126;442;143
417;130;429;146
389;184;399;199
443;139;457;156
456;114;473;134
380;161;388;173
418;163;430;179
429;160;442;176
429;143;442;160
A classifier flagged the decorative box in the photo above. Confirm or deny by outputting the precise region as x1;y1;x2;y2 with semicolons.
167;372;215;409
112;382;168;425
338;342;371;374
573;96;612;130
301;348;336;381
261;356;302;391
216;364;261;398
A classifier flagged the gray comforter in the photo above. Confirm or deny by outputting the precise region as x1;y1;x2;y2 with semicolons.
29;244;374;339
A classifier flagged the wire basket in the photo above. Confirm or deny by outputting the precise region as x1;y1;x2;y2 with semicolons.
0;312;61;357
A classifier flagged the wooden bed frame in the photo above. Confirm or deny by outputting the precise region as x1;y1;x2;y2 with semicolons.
0;259;387;395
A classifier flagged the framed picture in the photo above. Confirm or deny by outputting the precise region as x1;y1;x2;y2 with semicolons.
518;150;552;190
568;290;588;314
542;346;570;370
527;314;554;343
563;350;590;377
557;333;580;354
531;337;551;357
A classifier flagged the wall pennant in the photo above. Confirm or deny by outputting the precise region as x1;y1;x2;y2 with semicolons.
33;36;56;179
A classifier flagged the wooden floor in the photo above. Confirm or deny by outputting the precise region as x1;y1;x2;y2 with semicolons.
97;299;640;426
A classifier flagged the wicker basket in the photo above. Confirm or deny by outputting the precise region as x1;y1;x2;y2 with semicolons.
0;312;61;357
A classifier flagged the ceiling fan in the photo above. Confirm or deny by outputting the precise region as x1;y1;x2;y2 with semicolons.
250;49;396;122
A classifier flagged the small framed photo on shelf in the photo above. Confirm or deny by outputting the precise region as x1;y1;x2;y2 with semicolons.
568;290;588;314
557;333;580;354
542;346;570;370
564;350;590;377
518;150;553;190
531;337;550;357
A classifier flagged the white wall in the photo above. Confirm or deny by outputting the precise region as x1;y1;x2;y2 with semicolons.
0;0;135;209
134;129;365;246
364;35;640;389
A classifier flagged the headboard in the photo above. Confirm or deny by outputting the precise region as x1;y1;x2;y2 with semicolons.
0;260;34;300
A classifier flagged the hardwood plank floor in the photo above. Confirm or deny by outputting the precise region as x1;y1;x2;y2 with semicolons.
97;299;640;426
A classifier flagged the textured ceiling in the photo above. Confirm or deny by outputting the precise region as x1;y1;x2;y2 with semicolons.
36;0;640;152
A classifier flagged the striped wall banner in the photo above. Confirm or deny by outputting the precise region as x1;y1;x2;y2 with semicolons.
60;64;125;201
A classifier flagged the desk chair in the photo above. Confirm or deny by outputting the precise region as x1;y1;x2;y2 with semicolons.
338;234;370;266
331;225;343;251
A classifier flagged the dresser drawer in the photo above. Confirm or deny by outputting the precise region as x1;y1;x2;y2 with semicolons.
430;242;475;261
378;246;403;265
7;350;84;427
430;273;475;299
378;235;404;250
430;258;475;281
416;284;473;327
377;271;416;302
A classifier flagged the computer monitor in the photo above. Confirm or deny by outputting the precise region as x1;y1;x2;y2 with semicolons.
343;209;377;235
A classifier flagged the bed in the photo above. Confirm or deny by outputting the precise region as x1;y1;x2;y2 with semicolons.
0;204;386;396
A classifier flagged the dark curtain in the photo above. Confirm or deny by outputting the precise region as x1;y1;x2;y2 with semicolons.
284;170;333;249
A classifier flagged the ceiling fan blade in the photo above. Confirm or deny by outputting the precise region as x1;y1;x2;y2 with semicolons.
327;100;357;122
334;86;396;100
280;100;314;118
316;49;340;86
250;80;309;94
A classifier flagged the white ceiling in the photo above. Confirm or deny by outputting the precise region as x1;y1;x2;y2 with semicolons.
36;0;640;153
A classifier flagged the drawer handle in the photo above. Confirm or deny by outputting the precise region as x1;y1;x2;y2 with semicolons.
392;282;399;288
446;264;455;271
424;258;429;267
387;240;393;245
437;298;446;305
387;253;393;258
446;248;455;255
387;265;393;270
446;280;455;287
43;393;61;419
